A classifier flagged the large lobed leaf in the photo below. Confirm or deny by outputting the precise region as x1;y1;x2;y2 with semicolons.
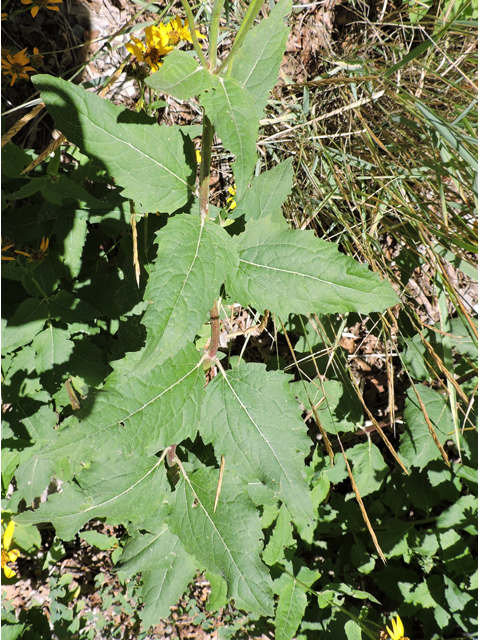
118;525;197;627
230;0;293;119
199;78;258;200
168;467;274;615
138;215;238;369
146;49;217;101
201;363;314;533
227;215;399;316
233;158;293;224
32;75;195;213
399;384;454;470
37;344;204;465
16;454;171;540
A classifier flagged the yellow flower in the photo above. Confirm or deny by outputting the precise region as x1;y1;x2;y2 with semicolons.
1;48;35;87
14;237;49;263
20;0;62;18
126;25;173;72
30;47;44;69
386;615;409;640
1;521;20;579
196;149;202;163
163;16;206;47
1;12;7;20
1;238;15;261
226;185;237;210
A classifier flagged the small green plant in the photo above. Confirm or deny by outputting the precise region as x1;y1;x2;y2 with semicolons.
1;0;477;638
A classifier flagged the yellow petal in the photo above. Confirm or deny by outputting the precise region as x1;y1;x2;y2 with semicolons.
395;616;404;636
3;521;15;550
126;42;144;60
7;549;20;562
3;565;16;579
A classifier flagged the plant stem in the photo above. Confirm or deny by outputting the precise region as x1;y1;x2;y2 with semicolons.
214;0;265;76
179;0;209;69
199;113;214;222
208;299;220;359
208;0;224;69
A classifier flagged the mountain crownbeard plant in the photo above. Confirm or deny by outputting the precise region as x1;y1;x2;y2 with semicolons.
6;0;475;637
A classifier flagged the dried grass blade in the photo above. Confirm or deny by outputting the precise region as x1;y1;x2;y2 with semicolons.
337;435;386;564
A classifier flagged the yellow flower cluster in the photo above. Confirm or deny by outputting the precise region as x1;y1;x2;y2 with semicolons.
21;0;62;18
1;521;20;579
2;237;49;262
1;47;43;86
226;185;237;210
1;48;35;87
126;17;205;72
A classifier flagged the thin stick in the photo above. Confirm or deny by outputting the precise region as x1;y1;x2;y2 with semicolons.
337;435;386;564
199;114;214;222
208;299;220;359
213;455;225;513
1;102;45;148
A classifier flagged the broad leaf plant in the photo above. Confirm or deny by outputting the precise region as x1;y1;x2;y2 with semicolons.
2;0;432;634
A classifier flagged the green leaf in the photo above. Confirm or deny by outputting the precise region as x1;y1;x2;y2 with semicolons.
205;571;229;610
230;0;292;119
313;380;363;435
399;385;453;470
227;215;399;317
346;442;388;497
168;467;274;615
53;214;88;279
32;75;195;213
233;158;293;223
345;620;362;640
436;494;477;531
138;215;238;368
2;142;31;177
199;78;258;199
7;175;110;208
2;298;48;354
275;579;307;640
376;519;411;558
118;525;197;626
38;344;204;464
14;451;57;505
79;530;118;550
263;504;295;566
16;454;171;540
146;49;216;100
32;326;74;374
69;338;111;388
48;290;100;324
350;543;376;574
201;364;314;534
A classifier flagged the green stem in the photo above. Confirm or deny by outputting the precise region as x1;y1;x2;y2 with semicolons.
199;113;214;222
214;0;265;76
179;0;209;69
208;0;224;69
